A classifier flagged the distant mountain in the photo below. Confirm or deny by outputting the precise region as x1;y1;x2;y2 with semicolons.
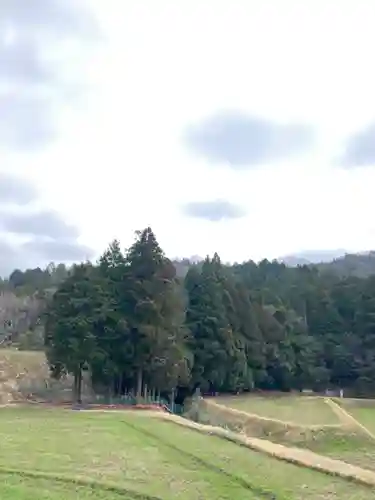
279;249;375;279
172;255;204;278
316;251;375;278
279;249;348;266
173;250;375;280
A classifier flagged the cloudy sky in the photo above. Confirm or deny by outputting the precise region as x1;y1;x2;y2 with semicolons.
1;0;375;274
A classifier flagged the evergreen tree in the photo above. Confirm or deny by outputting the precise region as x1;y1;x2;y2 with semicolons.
124;228;188;398
44;263;101;402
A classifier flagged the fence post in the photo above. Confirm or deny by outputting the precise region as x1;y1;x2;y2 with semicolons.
171;387;175;413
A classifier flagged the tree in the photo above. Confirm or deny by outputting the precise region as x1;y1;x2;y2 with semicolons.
44;263;102;403
185;257;234;392
124;228;189;399
91;240;132;396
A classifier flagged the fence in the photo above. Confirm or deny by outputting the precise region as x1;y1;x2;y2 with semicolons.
86;393;184;415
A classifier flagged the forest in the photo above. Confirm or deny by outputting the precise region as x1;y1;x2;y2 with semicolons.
2;227;375;402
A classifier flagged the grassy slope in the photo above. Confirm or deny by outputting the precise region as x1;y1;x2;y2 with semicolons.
317;400;375;471
0;408;372;499
214;395;339;425
211;395;375;473
338;400;375;435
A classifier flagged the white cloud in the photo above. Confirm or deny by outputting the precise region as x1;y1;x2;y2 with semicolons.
3;0;375;268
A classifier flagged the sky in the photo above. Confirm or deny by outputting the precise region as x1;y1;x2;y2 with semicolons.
2;0;375;275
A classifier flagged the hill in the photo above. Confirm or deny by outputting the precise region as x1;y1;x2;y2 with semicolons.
279;249;348;266
0;349;49;404
279;250;375;278
316;251;375;278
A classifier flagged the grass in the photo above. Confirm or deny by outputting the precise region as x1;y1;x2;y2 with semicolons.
338;399;375;435
205;394;375;474
0;407;372;499
214;394;339;425
0;474;130;500
279;425;375;473
308;399;375;471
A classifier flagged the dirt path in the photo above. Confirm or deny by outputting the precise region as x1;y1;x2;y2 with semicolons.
324;398;375;441
154;412;375;488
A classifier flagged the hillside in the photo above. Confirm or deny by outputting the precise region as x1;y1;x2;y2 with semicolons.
316;251;375;278
279;249;348;266
280;250;375;278
176;251;375;279
0;349;49;404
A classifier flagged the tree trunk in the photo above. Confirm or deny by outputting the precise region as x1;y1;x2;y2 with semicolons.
119;372;123;397
73;371;78;403
73;366;83;404
171;387;175;413
136;367;143;403
76;367;83;404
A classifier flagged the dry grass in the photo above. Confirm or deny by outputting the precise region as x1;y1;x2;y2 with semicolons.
0;349;91;404
0;349;49;404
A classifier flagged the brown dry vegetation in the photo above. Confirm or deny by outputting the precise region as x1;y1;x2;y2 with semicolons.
0;349;76;404
0;349;48;404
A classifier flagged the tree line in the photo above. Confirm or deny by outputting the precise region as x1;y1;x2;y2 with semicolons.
43;227;375;403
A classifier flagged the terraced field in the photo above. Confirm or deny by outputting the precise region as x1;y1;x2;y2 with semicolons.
0;407;373;499
214;394;339;425
207;393;375;479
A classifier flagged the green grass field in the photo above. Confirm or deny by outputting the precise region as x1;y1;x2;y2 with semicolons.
0;407;372;499
214;394;339;425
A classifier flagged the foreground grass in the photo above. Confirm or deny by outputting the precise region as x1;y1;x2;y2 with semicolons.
214;395;338;425
0;408;372;499
0;474;130;500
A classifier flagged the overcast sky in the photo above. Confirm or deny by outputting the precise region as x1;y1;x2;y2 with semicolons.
1;0;375;274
